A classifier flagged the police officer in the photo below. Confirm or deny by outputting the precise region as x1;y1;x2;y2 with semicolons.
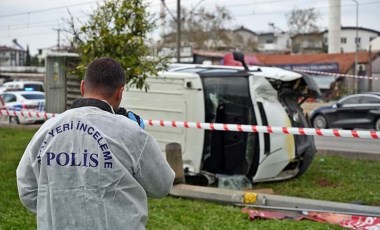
16;57;175;230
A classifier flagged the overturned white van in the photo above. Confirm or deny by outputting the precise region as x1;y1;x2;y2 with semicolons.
121;52;320;184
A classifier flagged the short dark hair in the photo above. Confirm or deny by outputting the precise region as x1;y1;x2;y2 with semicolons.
84;57;126;97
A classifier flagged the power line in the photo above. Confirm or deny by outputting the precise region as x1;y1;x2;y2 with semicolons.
0;19;62;29
0;31;56;39
0;1;98;18
234;0;380;17
225;0;316;8
1;0;379;38
0;23;61;32
224;0;379;8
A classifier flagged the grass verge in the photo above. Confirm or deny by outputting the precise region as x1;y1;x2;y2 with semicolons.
1;127;379;229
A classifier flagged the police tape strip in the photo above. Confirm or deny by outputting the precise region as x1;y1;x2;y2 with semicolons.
1;109;379;139
295;69;380;81
147;120;380;139
0;109;56;119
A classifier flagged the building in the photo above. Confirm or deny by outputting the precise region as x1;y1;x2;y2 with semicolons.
369;37;380;51
256;32;291;53
323;27;380;53
230;26;258;52
291;32;325;54
158;26;290;57
0;46;26;67
37;44;73;62
255;51;380;96
191;49;380;98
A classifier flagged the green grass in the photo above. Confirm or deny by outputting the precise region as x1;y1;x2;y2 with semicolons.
0;128;37;230
1;127;379;229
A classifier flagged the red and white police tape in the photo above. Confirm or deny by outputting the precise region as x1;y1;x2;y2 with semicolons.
1;109;380;139
0;109;56;120
295;69;380;81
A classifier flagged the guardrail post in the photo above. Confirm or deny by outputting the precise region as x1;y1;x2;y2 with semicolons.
165;143;186;184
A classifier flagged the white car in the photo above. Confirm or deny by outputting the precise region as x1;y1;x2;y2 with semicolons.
0;80;44;93
0;91;46;124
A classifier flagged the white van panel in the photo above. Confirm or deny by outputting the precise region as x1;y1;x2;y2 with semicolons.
122;72;205;172
251;66;303;81
248;76;295;181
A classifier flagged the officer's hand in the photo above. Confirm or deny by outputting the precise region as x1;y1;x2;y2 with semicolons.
116;107;145;129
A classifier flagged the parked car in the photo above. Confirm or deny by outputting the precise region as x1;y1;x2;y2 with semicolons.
0;91;46;124
0;80;44;93
310;92;380;131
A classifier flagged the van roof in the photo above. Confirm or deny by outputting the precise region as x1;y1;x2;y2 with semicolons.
168;64;303;81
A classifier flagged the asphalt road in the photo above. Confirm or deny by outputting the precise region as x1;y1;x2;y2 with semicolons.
315;135;380;154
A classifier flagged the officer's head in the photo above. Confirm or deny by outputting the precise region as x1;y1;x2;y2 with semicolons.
81;57;126;109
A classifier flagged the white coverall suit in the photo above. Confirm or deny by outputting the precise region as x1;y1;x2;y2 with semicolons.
16;100;175;230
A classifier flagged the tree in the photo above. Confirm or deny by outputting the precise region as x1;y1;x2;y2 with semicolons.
286;7;320;35
229;32;258;53
66;0;168;90
164;5;233;50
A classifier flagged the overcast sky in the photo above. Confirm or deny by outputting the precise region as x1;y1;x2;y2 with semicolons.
1;0;379;55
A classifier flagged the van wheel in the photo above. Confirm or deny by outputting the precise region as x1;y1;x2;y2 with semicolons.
9;116;20;124
313;115;328;129
375;118;380;131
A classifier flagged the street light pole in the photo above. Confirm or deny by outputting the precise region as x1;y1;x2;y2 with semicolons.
176;0;181;63
352;0;358;93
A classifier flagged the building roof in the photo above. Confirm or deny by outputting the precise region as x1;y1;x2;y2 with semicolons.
193;49;379;74
255;51;379;73
0;45;24;52
233;26;257;36
322;26;380;35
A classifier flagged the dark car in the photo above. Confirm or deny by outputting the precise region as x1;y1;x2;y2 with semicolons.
310;93;380;131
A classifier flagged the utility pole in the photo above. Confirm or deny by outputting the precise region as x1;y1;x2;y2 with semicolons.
352;0;359;93
160;0;166;41
368;45;373;92
53;28;61;52
176;0;181;63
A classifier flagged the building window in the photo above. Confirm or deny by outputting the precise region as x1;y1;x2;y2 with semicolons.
355;37;361;43
341;37;347;44
266;39;273;44
370;37;376;42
